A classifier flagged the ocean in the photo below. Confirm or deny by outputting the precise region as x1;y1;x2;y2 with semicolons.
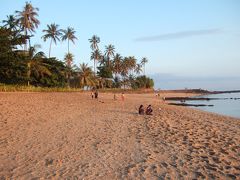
188;93;240;119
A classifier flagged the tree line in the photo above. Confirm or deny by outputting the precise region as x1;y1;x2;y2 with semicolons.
0;2;154;89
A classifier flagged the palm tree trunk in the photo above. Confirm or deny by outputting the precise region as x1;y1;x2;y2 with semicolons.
144;64;145;75
66;73;70;88
27;63;30;86
49;38;52;58
68;78;70;88
94;59;96;76
68;39;69;54
24;28;27;51
28;38;31;50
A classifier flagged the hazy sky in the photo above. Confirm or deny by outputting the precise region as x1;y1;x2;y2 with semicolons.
1;0;240;90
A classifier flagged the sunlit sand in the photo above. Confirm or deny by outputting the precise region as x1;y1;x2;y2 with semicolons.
0;92;239;179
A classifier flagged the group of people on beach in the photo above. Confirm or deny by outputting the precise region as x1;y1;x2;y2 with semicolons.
91;90;125;102
138;104;153;115
90;90;153;115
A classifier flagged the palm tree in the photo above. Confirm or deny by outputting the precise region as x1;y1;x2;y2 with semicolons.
134;63;142;75
78;63;95;88
64;53;74;68
121;57;130;76
42;23;62;58
15;2;40;50
112;53;123;76
2;15;25;49
26;45;51;86
89;35;100;75
90;49;102;76
120;57;131;88
141;57;148;75
105;44;115;66
2;15;18;31
89;35;100;50
128;56;137;74
61;27;77;54
64;53;74;87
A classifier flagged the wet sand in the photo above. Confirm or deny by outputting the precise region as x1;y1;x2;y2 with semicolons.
0;92;239;179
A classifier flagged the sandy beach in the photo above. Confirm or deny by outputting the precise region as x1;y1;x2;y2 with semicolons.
0;92;239;179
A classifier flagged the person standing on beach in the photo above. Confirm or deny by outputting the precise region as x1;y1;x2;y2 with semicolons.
94;90;98;99
121;93;125;110
91;92;94;99
121;93;125;101
114;94;117;101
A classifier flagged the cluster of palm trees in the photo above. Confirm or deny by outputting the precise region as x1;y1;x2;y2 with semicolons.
88;35;150;87
1;1;153;89
4;2;77;58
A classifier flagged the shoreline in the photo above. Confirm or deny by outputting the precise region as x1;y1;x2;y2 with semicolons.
0;92;239;179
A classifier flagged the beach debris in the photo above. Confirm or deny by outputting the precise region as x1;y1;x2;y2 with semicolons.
168;103;214;107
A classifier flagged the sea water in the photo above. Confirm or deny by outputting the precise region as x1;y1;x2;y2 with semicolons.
189;93;240;119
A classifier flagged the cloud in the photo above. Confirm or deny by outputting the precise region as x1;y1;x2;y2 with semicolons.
134;28;222;42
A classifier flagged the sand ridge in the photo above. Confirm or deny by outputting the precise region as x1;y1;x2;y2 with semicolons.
0;92;240;179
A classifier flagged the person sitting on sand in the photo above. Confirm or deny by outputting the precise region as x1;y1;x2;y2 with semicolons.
146;105;153;115
138;105;144;115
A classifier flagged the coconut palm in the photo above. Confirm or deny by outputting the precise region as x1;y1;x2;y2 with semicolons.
121;57;129;75
89;35;100;50
64;53;74;68
2;15;18;31
112;53;123;76
134;63;142;75
90;49;102;76
141;57;148;75
122;56;133;75
128;56;137;74
105;44;115;66
78;63;95;88
61;27;77;54
42;23;62;58
26;45;51;86
64;53;74;87
15;2;40;50
120;60;129;89
2;15;25;49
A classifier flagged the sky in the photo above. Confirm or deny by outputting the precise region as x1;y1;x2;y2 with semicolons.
1;0;240;90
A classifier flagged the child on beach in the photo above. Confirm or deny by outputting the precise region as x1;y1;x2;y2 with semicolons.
91;92;94;99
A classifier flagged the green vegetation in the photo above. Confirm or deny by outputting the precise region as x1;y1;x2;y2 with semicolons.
0;1;154;91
